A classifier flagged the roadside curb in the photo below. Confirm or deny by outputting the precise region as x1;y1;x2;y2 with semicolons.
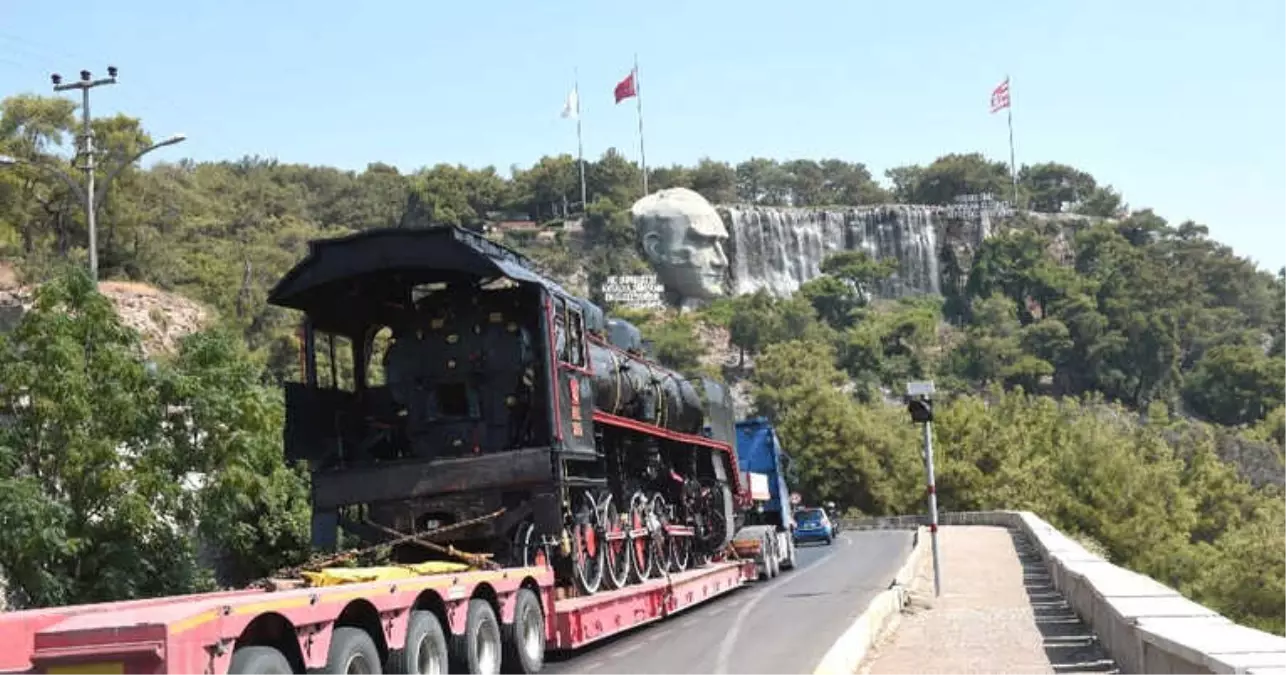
812;526;930;675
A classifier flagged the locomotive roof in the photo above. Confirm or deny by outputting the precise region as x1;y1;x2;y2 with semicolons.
267;225;577;312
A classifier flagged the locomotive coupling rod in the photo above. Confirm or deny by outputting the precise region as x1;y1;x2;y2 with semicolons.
362;511;506;570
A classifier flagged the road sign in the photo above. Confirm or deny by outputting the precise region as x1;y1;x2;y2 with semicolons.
789;492;802;506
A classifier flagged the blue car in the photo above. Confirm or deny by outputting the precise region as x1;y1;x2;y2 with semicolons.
793;507;835;545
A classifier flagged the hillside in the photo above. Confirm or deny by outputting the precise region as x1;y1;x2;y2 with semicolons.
0;263;210;356
0;94;1282;633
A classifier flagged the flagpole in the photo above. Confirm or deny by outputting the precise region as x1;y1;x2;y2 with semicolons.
634;53;648;195
574;68;587;212
1006;74;1018;207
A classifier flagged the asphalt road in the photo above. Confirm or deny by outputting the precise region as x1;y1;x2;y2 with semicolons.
543;529;914;675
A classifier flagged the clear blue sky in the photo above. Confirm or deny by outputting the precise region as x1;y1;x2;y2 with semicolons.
2;0;1283;272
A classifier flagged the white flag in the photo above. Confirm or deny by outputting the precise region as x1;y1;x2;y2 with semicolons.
561;87;579;120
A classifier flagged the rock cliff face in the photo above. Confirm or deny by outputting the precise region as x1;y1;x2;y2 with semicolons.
717;204;1001;300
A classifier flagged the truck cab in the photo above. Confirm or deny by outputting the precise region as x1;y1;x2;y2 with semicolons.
730;417;799;577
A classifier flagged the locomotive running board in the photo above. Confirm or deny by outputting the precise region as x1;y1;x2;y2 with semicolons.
548;560;757;651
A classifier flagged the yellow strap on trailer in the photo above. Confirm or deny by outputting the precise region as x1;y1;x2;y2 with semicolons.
301;561;472;587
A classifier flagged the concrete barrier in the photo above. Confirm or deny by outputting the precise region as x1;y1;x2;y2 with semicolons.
840;511;1286;674
813;526;930;675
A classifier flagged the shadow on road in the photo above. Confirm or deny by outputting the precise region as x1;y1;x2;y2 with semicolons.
1010;530;1120;674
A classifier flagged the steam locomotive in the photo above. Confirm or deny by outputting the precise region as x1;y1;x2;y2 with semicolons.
268;225;750;595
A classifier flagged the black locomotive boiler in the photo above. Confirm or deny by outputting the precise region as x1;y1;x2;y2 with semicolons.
268;226;751;594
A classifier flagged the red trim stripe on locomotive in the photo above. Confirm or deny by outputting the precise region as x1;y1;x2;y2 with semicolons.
592;410;748;503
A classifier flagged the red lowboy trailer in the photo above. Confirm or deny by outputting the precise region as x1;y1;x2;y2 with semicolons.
0;557;757;675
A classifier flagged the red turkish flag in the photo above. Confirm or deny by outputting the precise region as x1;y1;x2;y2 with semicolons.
614;70;637;104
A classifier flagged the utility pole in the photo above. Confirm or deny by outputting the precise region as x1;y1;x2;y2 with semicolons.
52;67;117;285
19;66;187;287
906;380;942;597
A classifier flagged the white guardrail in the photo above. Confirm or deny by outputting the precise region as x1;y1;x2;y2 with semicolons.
838;510;1286;674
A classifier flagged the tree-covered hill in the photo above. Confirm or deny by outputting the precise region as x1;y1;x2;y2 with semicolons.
0;94;1281;633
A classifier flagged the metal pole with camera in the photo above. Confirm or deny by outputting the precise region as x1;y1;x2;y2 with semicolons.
906;380;942;597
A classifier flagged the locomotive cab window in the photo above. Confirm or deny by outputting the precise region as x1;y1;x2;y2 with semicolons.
553;297;568;360
565;306;587;368
311;330;356;393
552;296;587;368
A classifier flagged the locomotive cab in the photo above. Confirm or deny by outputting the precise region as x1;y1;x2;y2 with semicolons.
269;226;579;554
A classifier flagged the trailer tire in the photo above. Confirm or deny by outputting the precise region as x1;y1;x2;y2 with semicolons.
388;610;448;674
768;541;780;578
779;537;796;571
453;599;502;675
755;534;770;580
762;535;778;580
228;645;293;674
501;588;545;674
326;626;383;674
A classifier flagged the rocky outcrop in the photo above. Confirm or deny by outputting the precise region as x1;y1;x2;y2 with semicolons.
0;278;211;357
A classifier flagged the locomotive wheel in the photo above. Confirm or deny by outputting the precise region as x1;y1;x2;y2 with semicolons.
512;522;547;569
600;497;631;590
697;481;731;557
669;534;691;573
647;493;674;573
571;492;604;595
649;492;690;573
627;492;654;583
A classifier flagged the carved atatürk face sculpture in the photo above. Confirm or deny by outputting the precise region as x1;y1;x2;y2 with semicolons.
631;188;730;303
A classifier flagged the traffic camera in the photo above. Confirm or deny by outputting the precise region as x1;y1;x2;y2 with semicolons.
904;380;935;424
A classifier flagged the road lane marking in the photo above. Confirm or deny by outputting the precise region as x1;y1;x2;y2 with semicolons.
713;533;856;674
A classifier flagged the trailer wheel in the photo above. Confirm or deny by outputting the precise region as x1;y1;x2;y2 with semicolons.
453;599;502;675
501;588;545;674
780;537;797;571
756;538;769;580
388;610;448;674
767;539;780;579
228;645;293;674
325;626;383;674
